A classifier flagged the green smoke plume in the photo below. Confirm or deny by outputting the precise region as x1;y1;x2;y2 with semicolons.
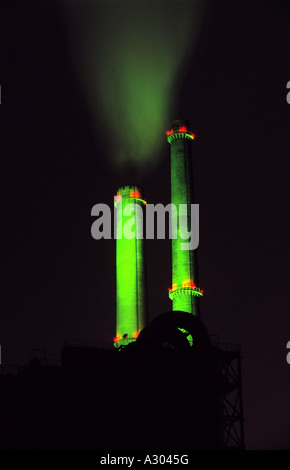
61;0;203;168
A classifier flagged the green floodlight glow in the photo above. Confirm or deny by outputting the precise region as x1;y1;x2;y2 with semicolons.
114;196;146;208
62;1;204;169
167;119;202;317
177;327;193;346
166;131;196;144
115;185;148;348
168;286;204;300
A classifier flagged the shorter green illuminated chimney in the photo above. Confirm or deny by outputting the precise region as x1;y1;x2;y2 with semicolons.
114;185;148;347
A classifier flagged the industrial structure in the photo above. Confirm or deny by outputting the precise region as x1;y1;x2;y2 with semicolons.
109;119;245;448
167;119;203;316
0;119;245;450
114;185;148;347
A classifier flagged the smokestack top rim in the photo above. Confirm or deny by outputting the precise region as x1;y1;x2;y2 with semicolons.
166;119;195;143
115;184;144;199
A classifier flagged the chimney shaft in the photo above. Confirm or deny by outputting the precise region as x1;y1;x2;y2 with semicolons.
167;119;203;316
114;185;148;347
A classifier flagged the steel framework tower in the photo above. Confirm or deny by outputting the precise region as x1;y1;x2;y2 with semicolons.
114;185;148;347
167;119;203;316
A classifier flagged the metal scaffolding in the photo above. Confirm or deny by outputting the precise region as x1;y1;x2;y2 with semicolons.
210;336;245;449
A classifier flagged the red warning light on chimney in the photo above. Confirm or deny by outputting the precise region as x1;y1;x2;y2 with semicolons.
130;191;141;198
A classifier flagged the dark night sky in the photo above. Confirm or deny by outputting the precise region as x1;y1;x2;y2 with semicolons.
1;0;290;450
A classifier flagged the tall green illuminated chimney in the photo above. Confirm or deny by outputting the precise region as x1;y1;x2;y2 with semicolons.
167;119;203;316
114;185;148;347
